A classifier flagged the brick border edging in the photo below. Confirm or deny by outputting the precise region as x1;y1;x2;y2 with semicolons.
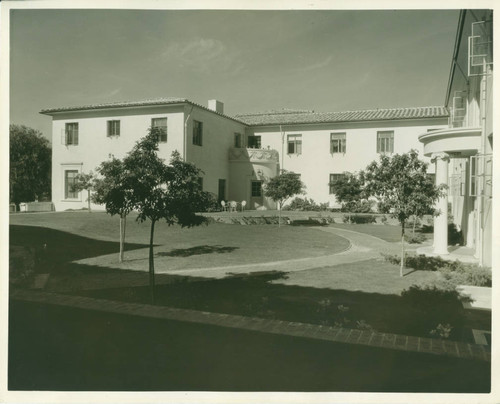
10;289;491;362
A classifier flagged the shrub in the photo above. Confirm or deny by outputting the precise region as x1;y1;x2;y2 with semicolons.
380;215;388;225
284;197;321;211
343;214;377;224
383;253;492;287
401;285;466;332
382;253;447;271
341;200;374;213
404;233;426;244
439;262;492;287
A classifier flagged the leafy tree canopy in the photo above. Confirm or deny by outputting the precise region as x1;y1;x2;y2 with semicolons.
361;150;445;225
264;170;305;209
10;124;51;205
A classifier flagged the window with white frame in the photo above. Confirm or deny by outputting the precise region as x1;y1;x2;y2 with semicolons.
329;173;346;194
151;117;168;142
65;170;79;199
193;120;203;146
377;131;394;153
65;123;79;145
330;133;346;153
287;134;302;155
107;120;120;137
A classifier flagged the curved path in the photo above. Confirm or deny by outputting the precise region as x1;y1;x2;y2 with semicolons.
156;226;401;279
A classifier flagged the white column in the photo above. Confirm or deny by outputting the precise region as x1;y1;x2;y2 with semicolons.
431;152;450;255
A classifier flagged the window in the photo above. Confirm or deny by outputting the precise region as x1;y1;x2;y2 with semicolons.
234;133;242;148
329;173;346;194
377;131;394;153
247;135;261;149
107;120;120;137
151;118;168;142
251;180;263;197
330;133;346;153
65;123;79;145
287;134;302;155
65;170;79;199
193;120;203;146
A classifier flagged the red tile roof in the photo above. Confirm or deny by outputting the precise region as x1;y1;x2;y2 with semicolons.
235;106;449;126
41;98;448;127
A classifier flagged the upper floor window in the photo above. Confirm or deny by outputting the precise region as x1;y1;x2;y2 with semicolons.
330;133;346;153
287;134;302;155
65;123;79;145
151;117;168;142
329;173;346;194
377;131;394;153
193;120;203;146
107;120;120;137
234;133;242;148
247;135;261;149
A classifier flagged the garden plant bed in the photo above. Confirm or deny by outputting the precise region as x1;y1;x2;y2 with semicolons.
76;271;490;345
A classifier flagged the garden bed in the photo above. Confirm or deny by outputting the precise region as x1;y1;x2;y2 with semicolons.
76;271;490;344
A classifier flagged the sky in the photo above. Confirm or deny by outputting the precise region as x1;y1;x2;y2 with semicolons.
9;8;460;141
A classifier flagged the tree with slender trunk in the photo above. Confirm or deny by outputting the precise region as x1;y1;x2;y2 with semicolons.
92;159;134;263
123;129;210;304
361;150;446;277
263;171;305;227
71;172;96;212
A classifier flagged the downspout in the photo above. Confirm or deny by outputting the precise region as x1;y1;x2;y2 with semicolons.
183;105;195;162
280;125;285;173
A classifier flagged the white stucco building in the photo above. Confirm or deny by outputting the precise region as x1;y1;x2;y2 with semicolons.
419;9;493;266
40;8;493;267
41;101;447;212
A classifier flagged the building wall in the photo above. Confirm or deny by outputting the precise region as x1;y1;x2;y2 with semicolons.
51;105;185;211
246;118;447;206
185;106;247;199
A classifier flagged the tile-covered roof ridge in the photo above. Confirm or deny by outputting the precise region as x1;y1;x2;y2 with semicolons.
235;106;449;126
40;97;249;125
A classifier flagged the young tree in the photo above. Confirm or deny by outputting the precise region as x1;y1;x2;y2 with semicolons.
264;171;305;226
328;172;372;222
10;124;51;208
71;171;95;212
361;150;445;276
92;158;134;263
124;129;210;304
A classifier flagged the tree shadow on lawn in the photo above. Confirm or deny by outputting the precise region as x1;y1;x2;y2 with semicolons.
9;225;149;273
79;271;490;344
157;245;239;257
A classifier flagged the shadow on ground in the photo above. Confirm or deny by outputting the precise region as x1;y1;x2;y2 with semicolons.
158;245;239;257
10;225;149;266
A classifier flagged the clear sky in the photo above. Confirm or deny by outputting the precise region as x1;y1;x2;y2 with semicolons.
9;9;460;141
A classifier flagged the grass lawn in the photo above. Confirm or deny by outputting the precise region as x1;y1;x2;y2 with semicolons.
10;211;350;268
11;211;488;345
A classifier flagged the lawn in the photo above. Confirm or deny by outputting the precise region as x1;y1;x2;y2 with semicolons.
10;211;350;268
10;211;488;346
